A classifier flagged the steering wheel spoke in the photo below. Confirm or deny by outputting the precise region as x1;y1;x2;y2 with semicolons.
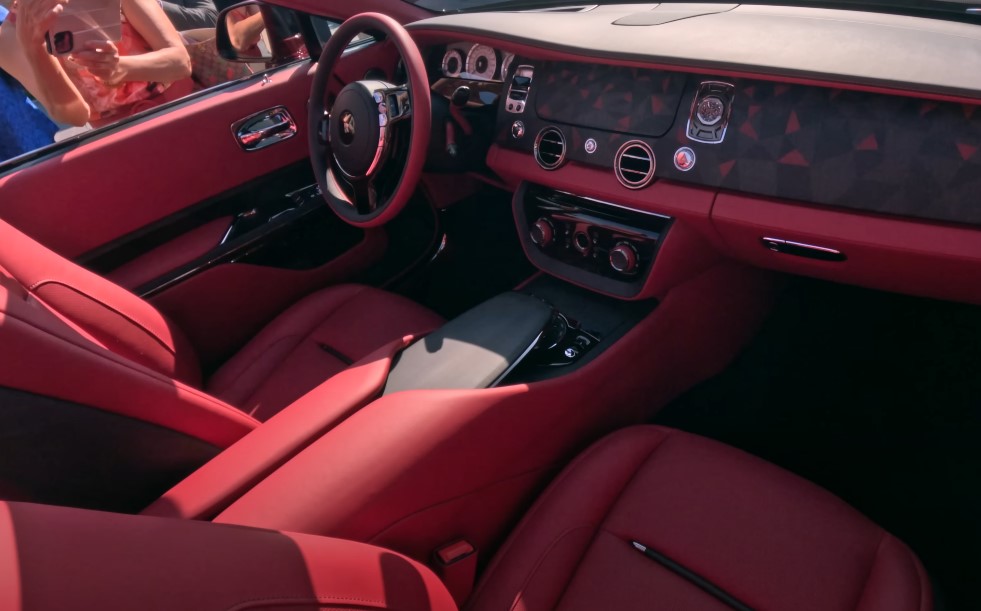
325;156;377;215
354;179;377;215
378;85;412;125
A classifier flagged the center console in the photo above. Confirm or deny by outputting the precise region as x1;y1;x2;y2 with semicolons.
382;273;656;394
514;183;673;298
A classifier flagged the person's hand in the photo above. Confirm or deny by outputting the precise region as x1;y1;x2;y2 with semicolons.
14;0;68;48
72;40;124;84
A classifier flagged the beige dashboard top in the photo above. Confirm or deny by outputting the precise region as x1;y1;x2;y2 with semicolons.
407;3;981;100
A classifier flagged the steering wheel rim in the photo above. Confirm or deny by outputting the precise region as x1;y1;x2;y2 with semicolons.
307;13;431;228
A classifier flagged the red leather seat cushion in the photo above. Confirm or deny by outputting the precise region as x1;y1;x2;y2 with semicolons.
0;501;457;611
468;426;932;611
208;284;444;420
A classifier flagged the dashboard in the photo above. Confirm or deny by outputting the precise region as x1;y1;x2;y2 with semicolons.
406;4;981;305
411;8;981;227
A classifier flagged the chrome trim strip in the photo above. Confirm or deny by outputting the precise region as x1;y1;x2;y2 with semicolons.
490;329;546;388
614;140;656;189
231;106;297;152
762;237;843;255
552;190;673;220
534;126;567;170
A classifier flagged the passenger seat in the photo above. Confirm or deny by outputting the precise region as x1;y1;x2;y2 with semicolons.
0;427;932;610
467;426;932;611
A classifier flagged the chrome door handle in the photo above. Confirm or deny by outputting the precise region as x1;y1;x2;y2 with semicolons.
232;106;297;151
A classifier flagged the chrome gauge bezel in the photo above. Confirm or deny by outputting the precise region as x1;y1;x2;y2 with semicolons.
441;48;464;78
466;43;498;80
501;52;516;82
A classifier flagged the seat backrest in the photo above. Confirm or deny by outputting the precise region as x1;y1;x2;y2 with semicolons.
0;218;201;385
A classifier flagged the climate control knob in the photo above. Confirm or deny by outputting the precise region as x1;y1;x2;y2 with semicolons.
530;218;555;248
609;241;639;274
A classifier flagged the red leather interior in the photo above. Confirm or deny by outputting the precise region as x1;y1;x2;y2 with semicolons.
0;271;258;448
0;217;441;451
150;231;387;370
489;145;981;307
0;425;931;611
144;337;413;520
0;64;311;259
468;426;932;611
208;284;444;420
213;263;777;562
492;146;722;301
0;218;200;385
106;216;233;290
0;501;457;611
711;193;981;305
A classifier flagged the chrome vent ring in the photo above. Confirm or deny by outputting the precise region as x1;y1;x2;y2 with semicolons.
614;140;656;189
534;127;567;170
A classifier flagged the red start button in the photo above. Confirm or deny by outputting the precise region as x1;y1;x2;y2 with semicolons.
674;147;696;172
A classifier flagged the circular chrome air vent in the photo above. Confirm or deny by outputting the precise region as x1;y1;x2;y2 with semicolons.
614;140;656;189
534;127;567;170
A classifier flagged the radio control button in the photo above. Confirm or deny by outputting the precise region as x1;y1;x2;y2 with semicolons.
530;218;555;248
610;241;639;274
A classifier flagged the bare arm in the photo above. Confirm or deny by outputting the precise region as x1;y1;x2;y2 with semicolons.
73;0;191;85
0;0;91;126
228;11;264;54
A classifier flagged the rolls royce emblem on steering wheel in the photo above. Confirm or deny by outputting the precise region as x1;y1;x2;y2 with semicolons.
340;111;356;144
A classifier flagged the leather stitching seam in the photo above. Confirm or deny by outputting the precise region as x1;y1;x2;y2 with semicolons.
467;428;673;609
224;594;386;611
851;530;888;611
1;312;259;425
212;286;368;403
550;431;676;610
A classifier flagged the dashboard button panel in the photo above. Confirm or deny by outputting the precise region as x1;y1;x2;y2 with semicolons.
519;186;671;289
506;65;534;114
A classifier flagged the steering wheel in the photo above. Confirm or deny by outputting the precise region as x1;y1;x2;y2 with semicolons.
307;13;431;227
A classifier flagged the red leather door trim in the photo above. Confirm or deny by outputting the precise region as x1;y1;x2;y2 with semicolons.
0;65;312;259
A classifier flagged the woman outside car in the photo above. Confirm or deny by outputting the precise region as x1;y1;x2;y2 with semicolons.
0;0;191;126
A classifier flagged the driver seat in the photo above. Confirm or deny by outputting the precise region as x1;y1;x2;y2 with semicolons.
0;216;444;444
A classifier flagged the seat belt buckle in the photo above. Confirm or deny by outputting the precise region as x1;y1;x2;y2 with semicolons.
432;539;477;606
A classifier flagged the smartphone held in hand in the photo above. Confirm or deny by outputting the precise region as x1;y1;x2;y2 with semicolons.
44;0;121;55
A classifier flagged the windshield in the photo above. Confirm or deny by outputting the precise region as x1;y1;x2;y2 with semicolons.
407;0;981;23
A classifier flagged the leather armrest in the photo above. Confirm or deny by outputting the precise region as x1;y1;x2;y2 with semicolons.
143;337;412;520
0;501;456;611
383;292;553;394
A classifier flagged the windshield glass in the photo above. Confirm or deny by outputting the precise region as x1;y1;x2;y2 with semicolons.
407;0;981;22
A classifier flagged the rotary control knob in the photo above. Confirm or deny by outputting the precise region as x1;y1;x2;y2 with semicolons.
609;241;639;274
530;217;555;248
696;96;725;126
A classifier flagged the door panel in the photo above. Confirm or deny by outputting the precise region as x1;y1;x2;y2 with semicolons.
0;38;401;259
0;32;405;364
0;64;311;258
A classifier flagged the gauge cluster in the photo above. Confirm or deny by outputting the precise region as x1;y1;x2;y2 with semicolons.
440;42;515;82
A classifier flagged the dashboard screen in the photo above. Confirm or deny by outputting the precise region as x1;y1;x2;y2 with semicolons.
534;62;689;137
